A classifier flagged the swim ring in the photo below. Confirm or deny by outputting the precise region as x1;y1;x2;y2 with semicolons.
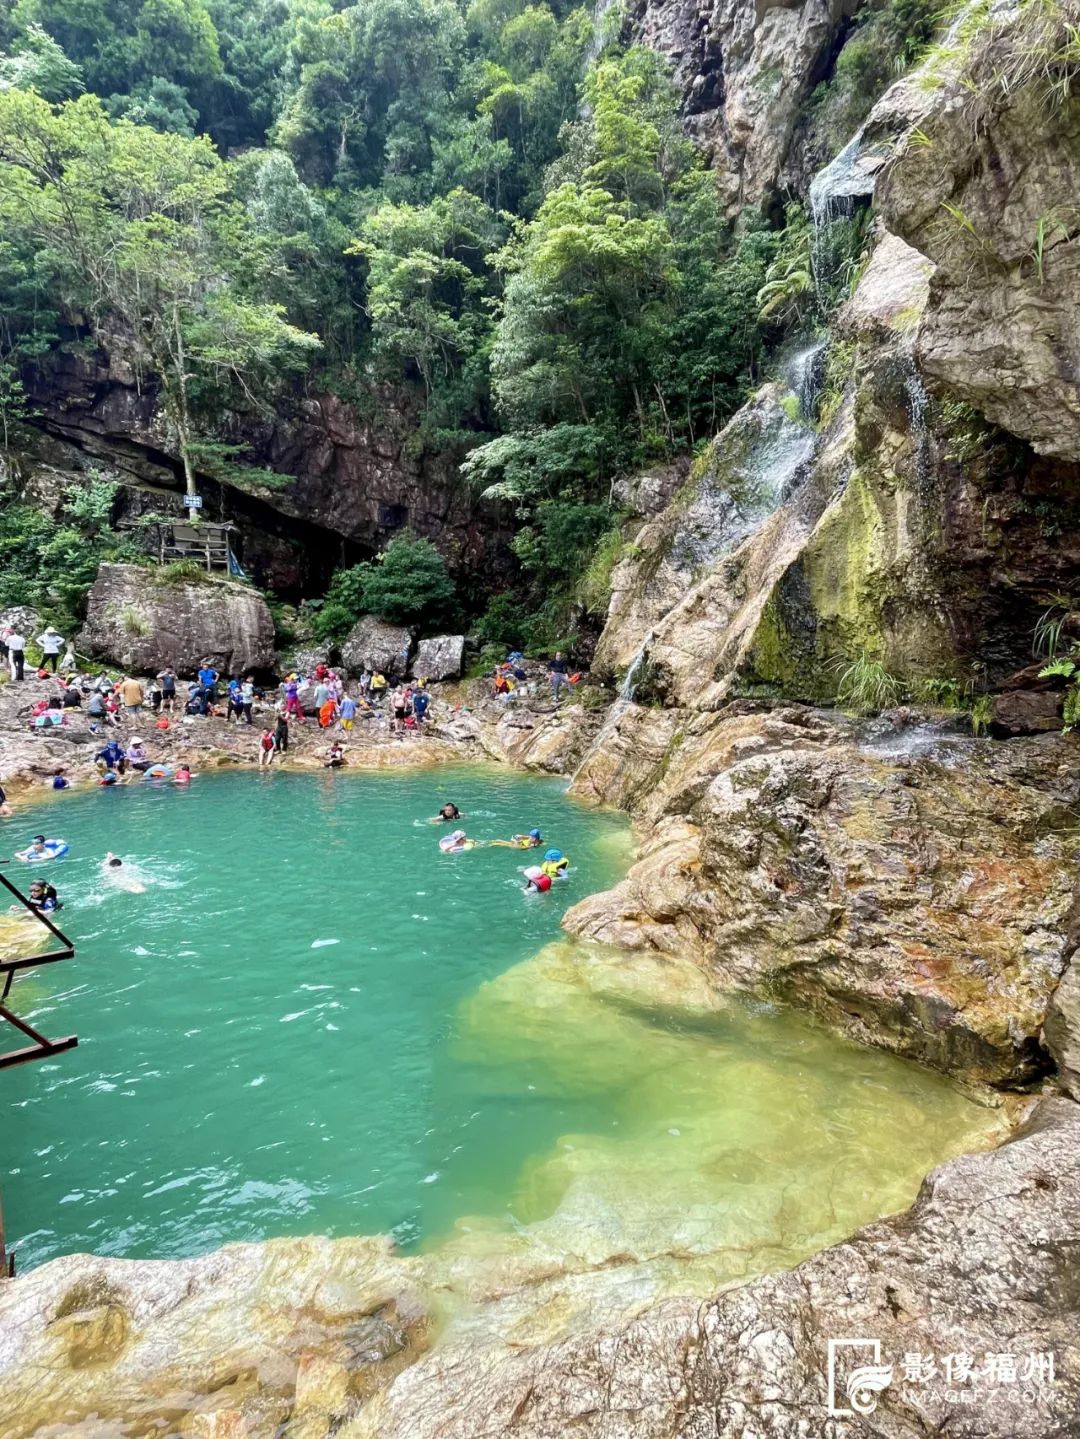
17;839;69;862
144;764;174;781
439;830;474;853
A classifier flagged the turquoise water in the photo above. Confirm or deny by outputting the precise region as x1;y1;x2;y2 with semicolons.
1;769;1004;1280
1;769;630;1267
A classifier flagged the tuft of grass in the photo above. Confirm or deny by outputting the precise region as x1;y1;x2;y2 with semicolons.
833;654;903;714
970;693;993;736
1032;594;1074;659
120;605;151;638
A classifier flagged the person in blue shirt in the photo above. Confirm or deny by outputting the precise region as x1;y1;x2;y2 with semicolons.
412;688;430;726
197;662;218;698
225;676;242;723
95;739;126;774
51;767;69;790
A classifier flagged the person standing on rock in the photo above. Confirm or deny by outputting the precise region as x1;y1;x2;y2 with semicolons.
36;626;64;673
241;676;255;726
157;667;177;713
258;727;276;768
119;675;144;717
547;651;568;705
197;661;218;703
283;676;304;723
274;709;289;755
7;627;26;681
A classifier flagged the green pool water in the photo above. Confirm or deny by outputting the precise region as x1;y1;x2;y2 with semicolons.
2;768;1004;1281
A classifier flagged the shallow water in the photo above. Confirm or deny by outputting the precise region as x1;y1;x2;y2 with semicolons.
2;769;1003;1280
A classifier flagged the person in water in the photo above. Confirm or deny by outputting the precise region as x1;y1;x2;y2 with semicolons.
523;866;552;894
51;767;69;791
102;853;147;893
18;836;49;859
174;763;192;784
440;829;470;853
541;849;569;879
434;802;461;822
27;879;60;912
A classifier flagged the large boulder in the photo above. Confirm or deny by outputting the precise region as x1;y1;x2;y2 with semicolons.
341;616;413;675
411;635;464;682
0;606;42;639
78;563;275;676
567;707;1080;1086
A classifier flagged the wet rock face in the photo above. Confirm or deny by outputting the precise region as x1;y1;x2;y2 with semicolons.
593;385;816;681
340;617;413;676
78;564;275;675
879;10;1080;462
630;0;857;213
567;707;1080;1086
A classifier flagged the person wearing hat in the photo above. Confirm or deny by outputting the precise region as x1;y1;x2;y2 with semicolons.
541;848;569;879
36;625;64;673
125;736;150;772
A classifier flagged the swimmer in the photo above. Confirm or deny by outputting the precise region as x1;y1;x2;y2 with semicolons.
101;853;147;894
432;802;461;822
541;848;569;879
15;835;69;862
26;879;60;913
439;828;472;853
523;865;552;894
491;827;542;849
174;763;192;784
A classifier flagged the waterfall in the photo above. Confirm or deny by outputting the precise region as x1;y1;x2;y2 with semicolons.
808;133;872;300
619;631;653;702
587;0;619;61
904;354;931;487
785;341;827;421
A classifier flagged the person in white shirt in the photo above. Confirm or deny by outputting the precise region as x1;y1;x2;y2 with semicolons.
7;630;26;681
36;626;64;673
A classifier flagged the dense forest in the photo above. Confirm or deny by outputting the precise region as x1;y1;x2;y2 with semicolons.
0;0;935;649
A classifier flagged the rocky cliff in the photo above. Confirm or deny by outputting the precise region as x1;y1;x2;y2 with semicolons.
19;345;509;596
628;0;858;213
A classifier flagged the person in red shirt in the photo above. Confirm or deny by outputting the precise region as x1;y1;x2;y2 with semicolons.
523;866;551;893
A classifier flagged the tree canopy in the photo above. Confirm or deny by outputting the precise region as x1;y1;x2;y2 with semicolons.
0;0;835;644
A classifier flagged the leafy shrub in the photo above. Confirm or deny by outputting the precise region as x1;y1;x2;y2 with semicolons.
311;534;460;642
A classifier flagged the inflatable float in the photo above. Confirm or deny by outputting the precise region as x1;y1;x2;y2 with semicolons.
439;830;475;853
144;764;174;781
16;839;69;862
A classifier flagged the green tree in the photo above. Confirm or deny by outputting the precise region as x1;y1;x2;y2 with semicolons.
313;533;460;639
0;89;321;515
351;188;502;407
0;22;83;100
